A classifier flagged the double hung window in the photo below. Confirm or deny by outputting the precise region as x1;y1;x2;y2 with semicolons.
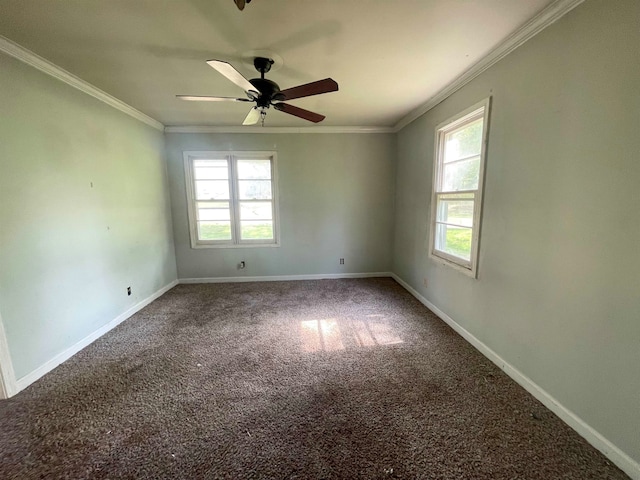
429;98;490;276
184;151;279;248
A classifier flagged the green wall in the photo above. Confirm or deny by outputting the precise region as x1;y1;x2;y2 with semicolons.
165;133;396;279
0;53;177;379
392;0;640;466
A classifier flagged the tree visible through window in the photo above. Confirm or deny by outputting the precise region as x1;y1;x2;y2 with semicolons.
430;99;490;276
184;152;279;248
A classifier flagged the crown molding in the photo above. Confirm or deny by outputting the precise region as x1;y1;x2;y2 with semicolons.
393;0;586;132
0;35;164;131
164;125;395;134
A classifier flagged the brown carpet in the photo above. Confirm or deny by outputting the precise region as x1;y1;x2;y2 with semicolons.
0;278;629;479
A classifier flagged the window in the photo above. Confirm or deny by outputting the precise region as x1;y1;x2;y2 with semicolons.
184;151;279;248
429;98;491;276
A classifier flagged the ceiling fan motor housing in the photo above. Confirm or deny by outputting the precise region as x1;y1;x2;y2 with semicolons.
250;57;285;106
249;78;284;106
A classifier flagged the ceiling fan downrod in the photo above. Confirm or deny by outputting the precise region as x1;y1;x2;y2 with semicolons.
253;57;273;78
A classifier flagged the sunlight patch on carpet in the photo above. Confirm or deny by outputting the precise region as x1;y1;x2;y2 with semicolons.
299;315;402;352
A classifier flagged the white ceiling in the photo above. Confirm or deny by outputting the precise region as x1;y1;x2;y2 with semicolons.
0;0;556;128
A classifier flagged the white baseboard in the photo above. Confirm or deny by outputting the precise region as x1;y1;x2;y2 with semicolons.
15;279;179;393
179;271;393;284
390;273;640;480
0;311;18;399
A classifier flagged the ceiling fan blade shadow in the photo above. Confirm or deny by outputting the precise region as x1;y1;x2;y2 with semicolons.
207;60;258;95
267;20;341;56
243;107;261;125
177;95;251;102
189;0;251;51
274;65;315;84
273;103;325;123
280;78;338;101
145;46;237;61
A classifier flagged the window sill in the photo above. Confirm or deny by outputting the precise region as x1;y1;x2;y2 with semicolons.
429;251;477;278
191;242;280;249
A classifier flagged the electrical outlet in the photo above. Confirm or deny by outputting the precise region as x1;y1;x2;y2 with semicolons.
339;258;344;265
127;286;131;296
423;278;428;288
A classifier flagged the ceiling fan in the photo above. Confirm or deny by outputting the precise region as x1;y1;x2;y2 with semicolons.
177;57;338;125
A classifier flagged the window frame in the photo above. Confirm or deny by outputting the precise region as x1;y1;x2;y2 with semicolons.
428;97;491;277
183;151;280;249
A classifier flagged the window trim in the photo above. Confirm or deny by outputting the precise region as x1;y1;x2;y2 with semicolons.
183;151;280;249
428;97;491;277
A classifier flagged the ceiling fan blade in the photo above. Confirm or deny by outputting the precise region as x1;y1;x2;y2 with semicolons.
234;0;246;10
273;103;325;123
176;95;251;102
243;107;261;125
206;60;258;96
279;78;338;101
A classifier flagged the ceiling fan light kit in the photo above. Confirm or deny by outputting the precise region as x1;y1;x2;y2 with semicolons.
177;56;338;126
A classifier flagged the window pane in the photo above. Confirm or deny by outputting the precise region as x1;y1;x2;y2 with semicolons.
196;180;229;200
240;201;272;221
197;204;230;221
442;156;480;191
194;166;228;180
435;223;472;261
436;195;474;227
444;118;483;162
237;159;271;179
198;221;232;241
240;221;274;240
238;180;272;200
194;159;227;168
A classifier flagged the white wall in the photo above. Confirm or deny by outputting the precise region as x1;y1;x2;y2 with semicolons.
0;52;177;381
165;132;396;279
392;0;639;470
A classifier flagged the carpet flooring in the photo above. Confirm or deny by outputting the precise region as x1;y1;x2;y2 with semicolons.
0;278;629;479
